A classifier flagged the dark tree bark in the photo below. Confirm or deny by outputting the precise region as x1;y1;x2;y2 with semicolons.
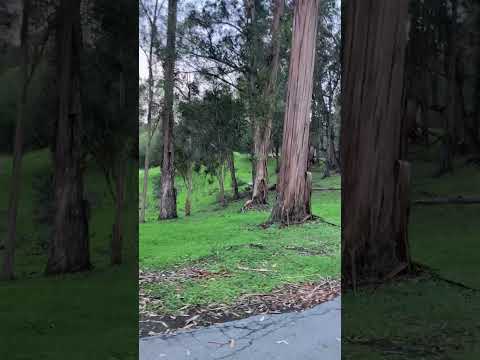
270;0;320;225
111;71;127;266
227;151;240;200
464;44;480;153
420;72;431;146
2;0;30;280
440;0;458;174
111;157;125;265
46;0;90;275
249;0;284;206
159;0;178;220
341;0;411;286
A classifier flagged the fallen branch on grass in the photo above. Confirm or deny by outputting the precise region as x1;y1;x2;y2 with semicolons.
139;280;340;336
412;196;480;205
313;216;340;228
237;265;274;273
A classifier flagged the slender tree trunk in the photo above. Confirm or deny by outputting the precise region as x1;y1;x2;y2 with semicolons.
270;0;320;225
111;70;127;265
140;0;159;224
474;57;480;151
111;157;126;265
184;162;193;216
2;0;29;280
217;161;226;207
245;0;258;190
140;137;151;222
464;48;480;153
328;120;338;170
227;151;239;200
341;0;411;286
420;72;431;146
46;0;90;275
159;0;178;220
324;110;338;178
323;112;331;178
251;123;269;204
275;144;280;173
249;0;284;206
440;0;458;173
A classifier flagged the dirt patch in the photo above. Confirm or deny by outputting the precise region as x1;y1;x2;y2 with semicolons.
140;279;340;337
259;215;340;229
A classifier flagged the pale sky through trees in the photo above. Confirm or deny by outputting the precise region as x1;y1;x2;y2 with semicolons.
138;0;341;97
139;50;148;80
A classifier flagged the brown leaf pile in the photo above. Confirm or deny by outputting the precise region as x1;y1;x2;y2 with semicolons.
140;278;340;337
139;267;230;285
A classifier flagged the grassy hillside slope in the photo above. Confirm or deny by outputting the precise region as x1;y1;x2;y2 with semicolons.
0;150;138;360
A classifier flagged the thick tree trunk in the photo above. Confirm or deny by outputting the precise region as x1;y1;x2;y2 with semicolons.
341;0;411;286
184;163;193;216
227;151;239;200
46;0;90;275
249;0;284;206
270;0;320;225
2;0;29;280
159;0;178;220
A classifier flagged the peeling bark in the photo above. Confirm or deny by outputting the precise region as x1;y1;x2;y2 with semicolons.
159;0;178;220
249;0;284;206
270;0;320;225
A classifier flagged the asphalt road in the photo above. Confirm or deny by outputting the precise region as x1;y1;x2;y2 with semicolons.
140;296;341;360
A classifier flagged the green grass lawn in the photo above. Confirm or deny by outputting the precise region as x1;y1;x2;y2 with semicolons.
139;153;341;315
0;150;138;360
342;145;480;359
409;153;480;289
